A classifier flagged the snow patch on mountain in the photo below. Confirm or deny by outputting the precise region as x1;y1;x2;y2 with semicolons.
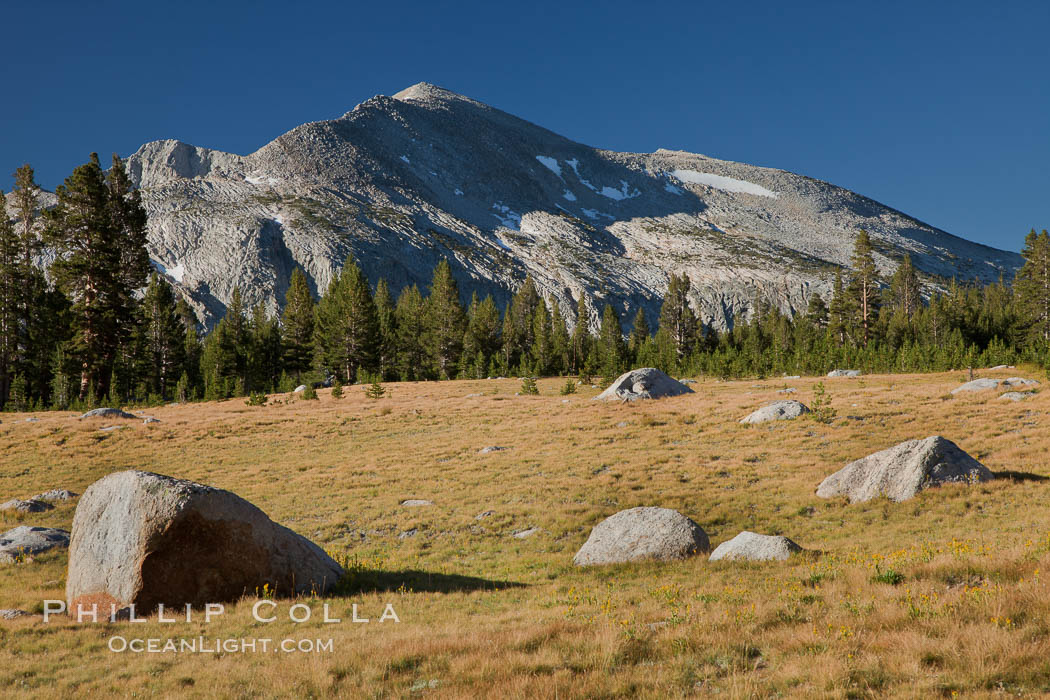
671;170;779;198
599;180;641;201
581;208;615;221
536;155;562;178
151;259;186;283
492;203;522;230
566;158;597;191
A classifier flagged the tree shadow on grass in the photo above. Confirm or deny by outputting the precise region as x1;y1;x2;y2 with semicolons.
331;569;526;596
993;470;1049;483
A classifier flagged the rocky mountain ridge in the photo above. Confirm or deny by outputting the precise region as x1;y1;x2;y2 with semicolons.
16;83;1025;330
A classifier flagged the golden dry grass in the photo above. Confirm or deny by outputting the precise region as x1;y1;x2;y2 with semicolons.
1;368;1049;698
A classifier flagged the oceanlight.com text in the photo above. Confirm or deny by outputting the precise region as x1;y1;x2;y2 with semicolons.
108;636;335;654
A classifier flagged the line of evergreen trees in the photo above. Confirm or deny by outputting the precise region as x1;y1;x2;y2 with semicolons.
3;154;1049;410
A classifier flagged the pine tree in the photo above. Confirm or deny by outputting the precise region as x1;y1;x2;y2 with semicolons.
597;304;626;378
847;229;881;344
106;154;150;335
628;308;651;364
462;293;501;378
140;273;186;399
658;273;698;362
394;284;428;381
248;302;282;391
828;269;851;346
529;298;553;375
373;278;398;380
502;276;540;371
364;378;385;399
281;268;314;381
1014;229;1050;343
888;254;921;318
224;288;251;390
570;293;592;374
200;316;239;399
423;260;466;379
549;302;570;376
44;153;149;399
176;298;203;399
0;193;18;408
10;165;54;404
805;293;829;327
314;258;379;383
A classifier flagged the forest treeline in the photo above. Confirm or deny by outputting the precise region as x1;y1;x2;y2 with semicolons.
2;155;1049;409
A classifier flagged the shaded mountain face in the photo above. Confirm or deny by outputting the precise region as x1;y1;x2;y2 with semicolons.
124;82;1019;330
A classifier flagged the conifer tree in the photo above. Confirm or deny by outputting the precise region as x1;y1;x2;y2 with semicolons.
373;278;398;380
200;312;240;399
44;153;150;399
502;276;540;371
423;259;466;379
223;288;251;389
313;258;379;383
0;194;18;408
597;304;626;377
248;302;282;391
176;298;203;398
658;273;698;361
549;302;570;375
888;254;921;318
529;298;553;375
847;229;881;344
827;269;851;346
394;284;428;381
10;165;56;403
1014;229;1050;343
140;273;186;399
628;308;651;363
570;293;592;374
462;293;501;378
805;293;829;327
281;268;314;380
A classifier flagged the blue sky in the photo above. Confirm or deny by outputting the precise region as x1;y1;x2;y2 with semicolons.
2;0;1047;252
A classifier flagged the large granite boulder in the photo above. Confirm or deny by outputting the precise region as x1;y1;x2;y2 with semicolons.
0;526;70;562
827;369;861;378
594;368;694;402
66;471;343;613
709;531;803;562
573;507;709;566
740;400;810;424
816;436;992;503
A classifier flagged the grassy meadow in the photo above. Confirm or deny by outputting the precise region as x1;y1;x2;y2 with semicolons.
1;368;1049;697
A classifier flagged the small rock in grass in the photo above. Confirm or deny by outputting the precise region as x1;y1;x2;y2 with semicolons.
0;499;53;514
740;400;810;424
79;408;137;420
30;489;78;502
